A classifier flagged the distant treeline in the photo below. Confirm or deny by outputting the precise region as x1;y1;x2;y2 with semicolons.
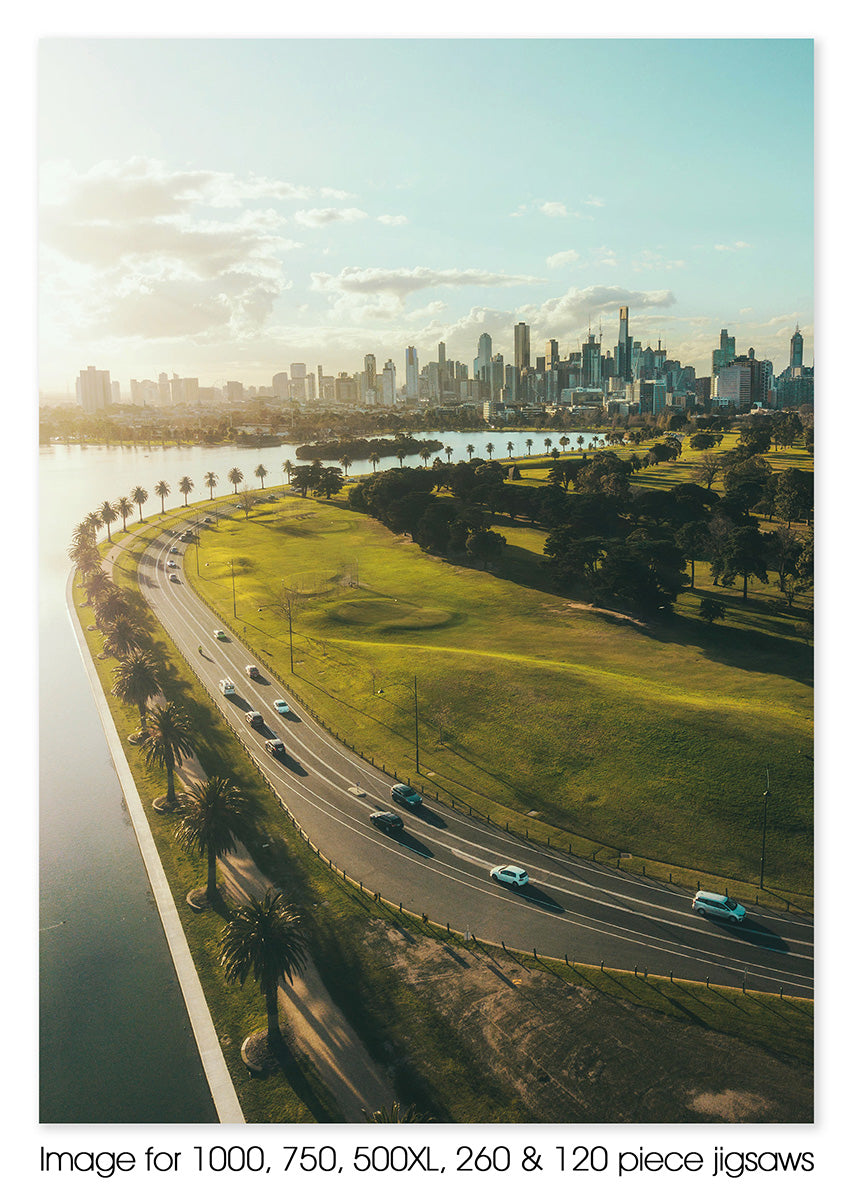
295;435;444;461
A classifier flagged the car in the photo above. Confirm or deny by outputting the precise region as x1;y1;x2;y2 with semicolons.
370;810;404;833
170;546;180;554
265;738;285;757
166;560;178;568
692;890;746;923
245;664;261;680
204;516;213;524
213;629;227;640
273;699;290;714
390;783;422;809
180;533;192;542
219;678;236;696
169;573;179;582
490;865;529;889
246;711;264;729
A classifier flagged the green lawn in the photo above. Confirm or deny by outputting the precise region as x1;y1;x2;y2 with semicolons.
184;483;812;901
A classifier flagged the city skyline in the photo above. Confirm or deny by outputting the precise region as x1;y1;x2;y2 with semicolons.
38;39;813;394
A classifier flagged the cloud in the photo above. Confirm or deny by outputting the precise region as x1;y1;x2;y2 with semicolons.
584;196;605;208
714;241;752;252
632;249;686;273
293;207;369;227
540;201;570;218
311;265;543;303
546;250;580;269
377;214;409;226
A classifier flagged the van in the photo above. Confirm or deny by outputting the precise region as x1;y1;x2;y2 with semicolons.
692;890;746;923
219;678;236;696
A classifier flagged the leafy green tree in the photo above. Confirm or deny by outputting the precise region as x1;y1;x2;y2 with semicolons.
112;648;161;735
465;528;506;568
699;597;727;625
178;476;194;506
689;432;718;451
154;480;171;514
228;467;244;494
131;485;148;522
723;455;772;514
766;527;804;606
676;520;710;589
773;468;813;528
713;526;769;601
142;701;197;810
175;776;250;905
218;889;307;1055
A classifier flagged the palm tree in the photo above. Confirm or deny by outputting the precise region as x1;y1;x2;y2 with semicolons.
466;444;475;460
178;476;194;506
115;496;134;533
86;510;104;539
339;454;352;477
364;1102;433;1123
419;447;431;467
131;485;148;521
84;567;114;607
544;437;552;454
69;539;100;575
368;452;380;473
281;460;293;485
218;888;307;1056
93;586;133;630
142;701;196;810
444;445;453;462
98;499;118;542
102;613;146;658
576;435;585;450
506;441;515;458
154;480;171;514
112;648;161;736
525;438;533;456
228;467;244;494
559;435;570;454
485;442;495;460
175;776;250;906
254;464;268;489
204;471;218;500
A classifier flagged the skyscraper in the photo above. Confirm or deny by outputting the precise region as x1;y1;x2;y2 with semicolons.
76;365;111;412
712;329;736;377
514;322;530;374
405;346;419;400
790;325;804;373
475;332;493;383
616;307;632;381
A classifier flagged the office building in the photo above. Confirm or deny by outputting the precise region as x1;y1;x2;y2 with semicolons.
381;359;397;406
712;329;736;377
790;325;804;374
272;372;289;400
76;365;112;412
405;346;419;400
616;306;632;381
514;322;530;374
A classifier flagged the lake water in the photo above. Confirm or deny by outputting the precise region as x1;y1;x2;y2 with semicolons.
38;428;587;1122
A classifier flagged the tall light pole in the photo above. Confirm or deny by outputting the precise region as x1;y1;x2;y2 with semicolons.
760;767;770;891
230;559;237;618
413;673;419;774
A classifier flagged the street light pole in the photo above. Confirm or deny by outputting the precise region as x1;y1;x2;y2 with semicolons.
287;602;294;673
760;767;770;891
230;559;236;617
414;673;419;774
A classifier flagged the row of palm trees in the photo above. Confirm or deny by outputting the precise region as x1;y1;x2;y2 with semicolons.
69;517;307;1062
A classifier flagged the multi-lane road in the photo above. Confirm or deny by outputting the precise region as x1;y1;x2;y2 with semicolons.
137;515;814;1000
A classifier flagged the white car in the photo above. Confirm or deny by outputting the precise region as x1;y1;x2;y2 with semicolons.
273;699;290;714
219;678;236;696
490;865;529;889
692;890;746;923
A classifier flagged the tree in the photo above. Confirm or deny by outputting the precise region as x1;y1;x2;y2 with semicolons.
714;526;769;601
93;585;133;630
485;442;495;460
83;567;114;607
130;485;148;522
99;499;118;542
419;447;432;467
368;452;380;473
101;613;147;659
142;701;197;810
544;437;552;454
218;888;307;1056
525;438;533;456
339;454;352;477
175;776;250;906
506;441;515;457
112;648;161;735
154;480;171;514
281;459;294;485
689;431;718;452
204;471;218;500
466;444;475;461
676;521;710;589
178;476;194;506
766;527;804;606
465;528;506;568
228;467;244;494
723;455;773;514
692;452;723;492
115;496;134;533
773;468;813;528
699;597;727;626
237;484;255;518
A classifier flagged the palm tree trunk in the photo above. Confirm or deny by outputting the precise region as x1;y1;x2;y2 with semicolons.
265;982;283;1050
206;847;218;903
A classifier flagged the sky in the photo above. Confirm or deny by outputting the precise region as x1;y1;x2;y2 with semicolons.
37;37;814;396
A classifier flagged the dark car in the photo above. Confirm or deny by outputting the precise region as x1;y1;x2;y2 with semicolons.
370;810;404;833
390;783;422;809
245;664;261;680
265;738;285;758
246;711;264;729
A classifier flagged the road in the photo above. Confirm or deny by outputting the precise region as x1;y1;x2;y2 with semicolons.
137;515;814;1000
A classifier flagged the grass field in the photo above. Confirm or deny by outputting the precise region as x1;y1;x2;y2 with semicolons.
185;463;812;900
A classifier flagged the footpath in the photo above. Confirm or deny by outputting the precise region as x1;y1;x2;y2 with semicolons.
77;526;397;1122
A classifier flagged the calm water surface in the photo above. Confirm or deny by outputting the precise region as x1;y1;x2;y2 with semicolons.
38;430;585;1122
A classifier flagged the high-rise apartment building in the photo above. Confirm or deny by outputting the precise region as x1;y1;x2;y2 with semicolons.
381;359;397;406
272;372;289;400
405;346;419;400
514;322;530;374
581;332;601;388
76;365;112;412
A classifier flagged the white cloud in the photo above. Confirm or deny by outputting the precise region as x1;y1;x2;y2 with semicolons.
546;250;580;269
714;240;752;252
377;214;409;226
294;207;369;227
311;265;543;302
584;196;605;208
540;201;570;218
